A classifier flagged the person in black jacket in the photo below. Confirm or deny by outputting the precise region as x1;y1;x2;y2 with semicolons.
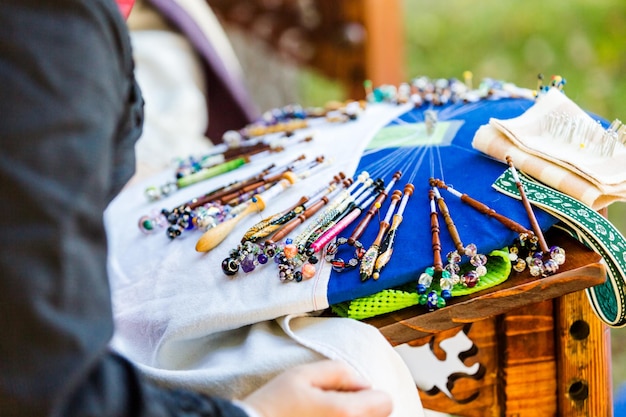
0;1;392;416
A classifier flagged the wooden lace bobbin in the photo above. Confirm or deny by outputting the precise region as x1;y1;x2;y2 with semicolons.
505;156;549;253
293;173;373;250
195;171;298;252
222;183;276;207
430;178;534;236
360;189;403;281
265;178;353;246
180;162;276;212
242;173;345;243
415;188;449;310
216;170;289;206
325;171;402;272
505;156;566;275
294;172;369;245
309;184;382;254
430;178;559;276
372;183;415;280
431;185;487;289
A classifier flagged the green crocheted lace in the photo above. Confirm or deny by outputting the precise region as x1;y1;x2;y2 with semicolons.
332;248;511;320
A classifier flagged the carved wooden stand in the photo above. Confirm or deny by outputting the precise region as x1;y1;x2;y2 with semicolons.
368;229;614;416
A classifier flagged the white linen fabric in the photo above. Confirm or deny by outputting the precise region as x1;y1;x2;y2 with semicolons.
472;88;626;210
107;28;424;416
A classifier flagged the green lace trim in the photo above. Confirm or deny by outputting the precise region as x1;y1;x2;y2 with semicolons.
332;248;511;320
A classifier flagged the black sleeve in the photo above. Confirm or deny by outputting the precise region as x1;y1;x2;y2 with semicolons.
0;1;247;416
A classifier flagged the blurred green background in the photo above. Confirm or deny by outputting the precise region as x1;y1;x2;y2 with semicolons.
298;0;626;398
402;0;626;121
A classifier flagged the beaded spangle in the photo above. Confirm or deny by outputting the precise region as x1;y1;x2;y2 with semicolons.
219;174;352;279
241;174;345;243
364;74;536;109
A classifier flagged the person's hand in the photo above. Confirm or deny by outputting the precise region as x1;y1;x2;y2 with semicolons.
241;359;393;417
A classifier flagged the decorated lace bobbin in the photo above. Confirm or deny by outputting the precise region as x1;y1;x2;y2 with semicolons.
325;171;403;273
309;176;386;254
431;177;536;273
505;156;565;276
266;177;353;247
241;173;345;243
417;189;449;311
430;184;487;289
294;172;373;251
360;189;403;281
372;183;415;280
195;171;298;253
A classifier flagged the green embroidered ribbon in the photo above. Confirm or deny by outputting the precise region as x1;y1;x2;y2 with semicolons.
493;169;626;327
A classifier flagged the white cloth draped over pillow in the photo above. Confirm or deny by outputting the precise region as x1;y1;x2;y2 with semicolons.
108;18;424;415
472;88;626;210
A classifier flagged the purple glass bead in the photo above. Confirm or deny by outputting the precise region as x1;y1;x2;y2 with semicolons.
241;255;256;273
462;270;479;288
543;258;559;275
256;253;267;264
